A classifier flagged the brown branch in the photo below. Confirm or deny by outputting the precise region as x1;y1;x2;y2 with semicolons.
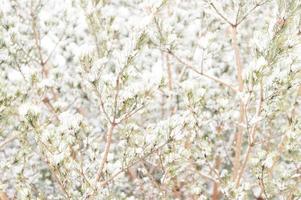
212;125;222;200
95;64;123;182
211;156;221;200
94;32;146;183
235;81;263;187
0;192;9;200
95;121;116;182
260;166;269;200
230;24;245;180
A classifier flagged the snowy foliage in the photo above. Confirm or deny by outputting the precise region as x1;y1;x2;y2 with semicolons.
0;0;300;199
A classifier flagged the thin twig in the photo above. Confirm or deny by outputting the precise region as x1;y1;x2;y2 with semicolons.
235;3;242;25
260;166;269;200
236;0;270;26
30;5;46;77
0;134;18;150
92;84;112;123
189;159;218;183
100;140;172;187
86;139;174;200
31;125;71;199
43;32;65;65
166;53;173;91
94;67;124;181
117;104;145;124
166;50;238;93
94;31;147;183
141;161;168;194
209;2;234;26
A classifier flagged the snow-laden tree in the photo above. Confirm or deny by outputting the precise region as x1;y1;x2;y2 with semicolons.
0;0;300;199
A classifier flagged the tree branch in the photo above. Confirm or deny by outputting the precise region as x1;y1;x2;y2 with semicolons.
209;2;234;26
95;121;116;182
236;0;270;26
235;81;263;187
230;24;245;181
166;50;238;93
0;134;17;150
